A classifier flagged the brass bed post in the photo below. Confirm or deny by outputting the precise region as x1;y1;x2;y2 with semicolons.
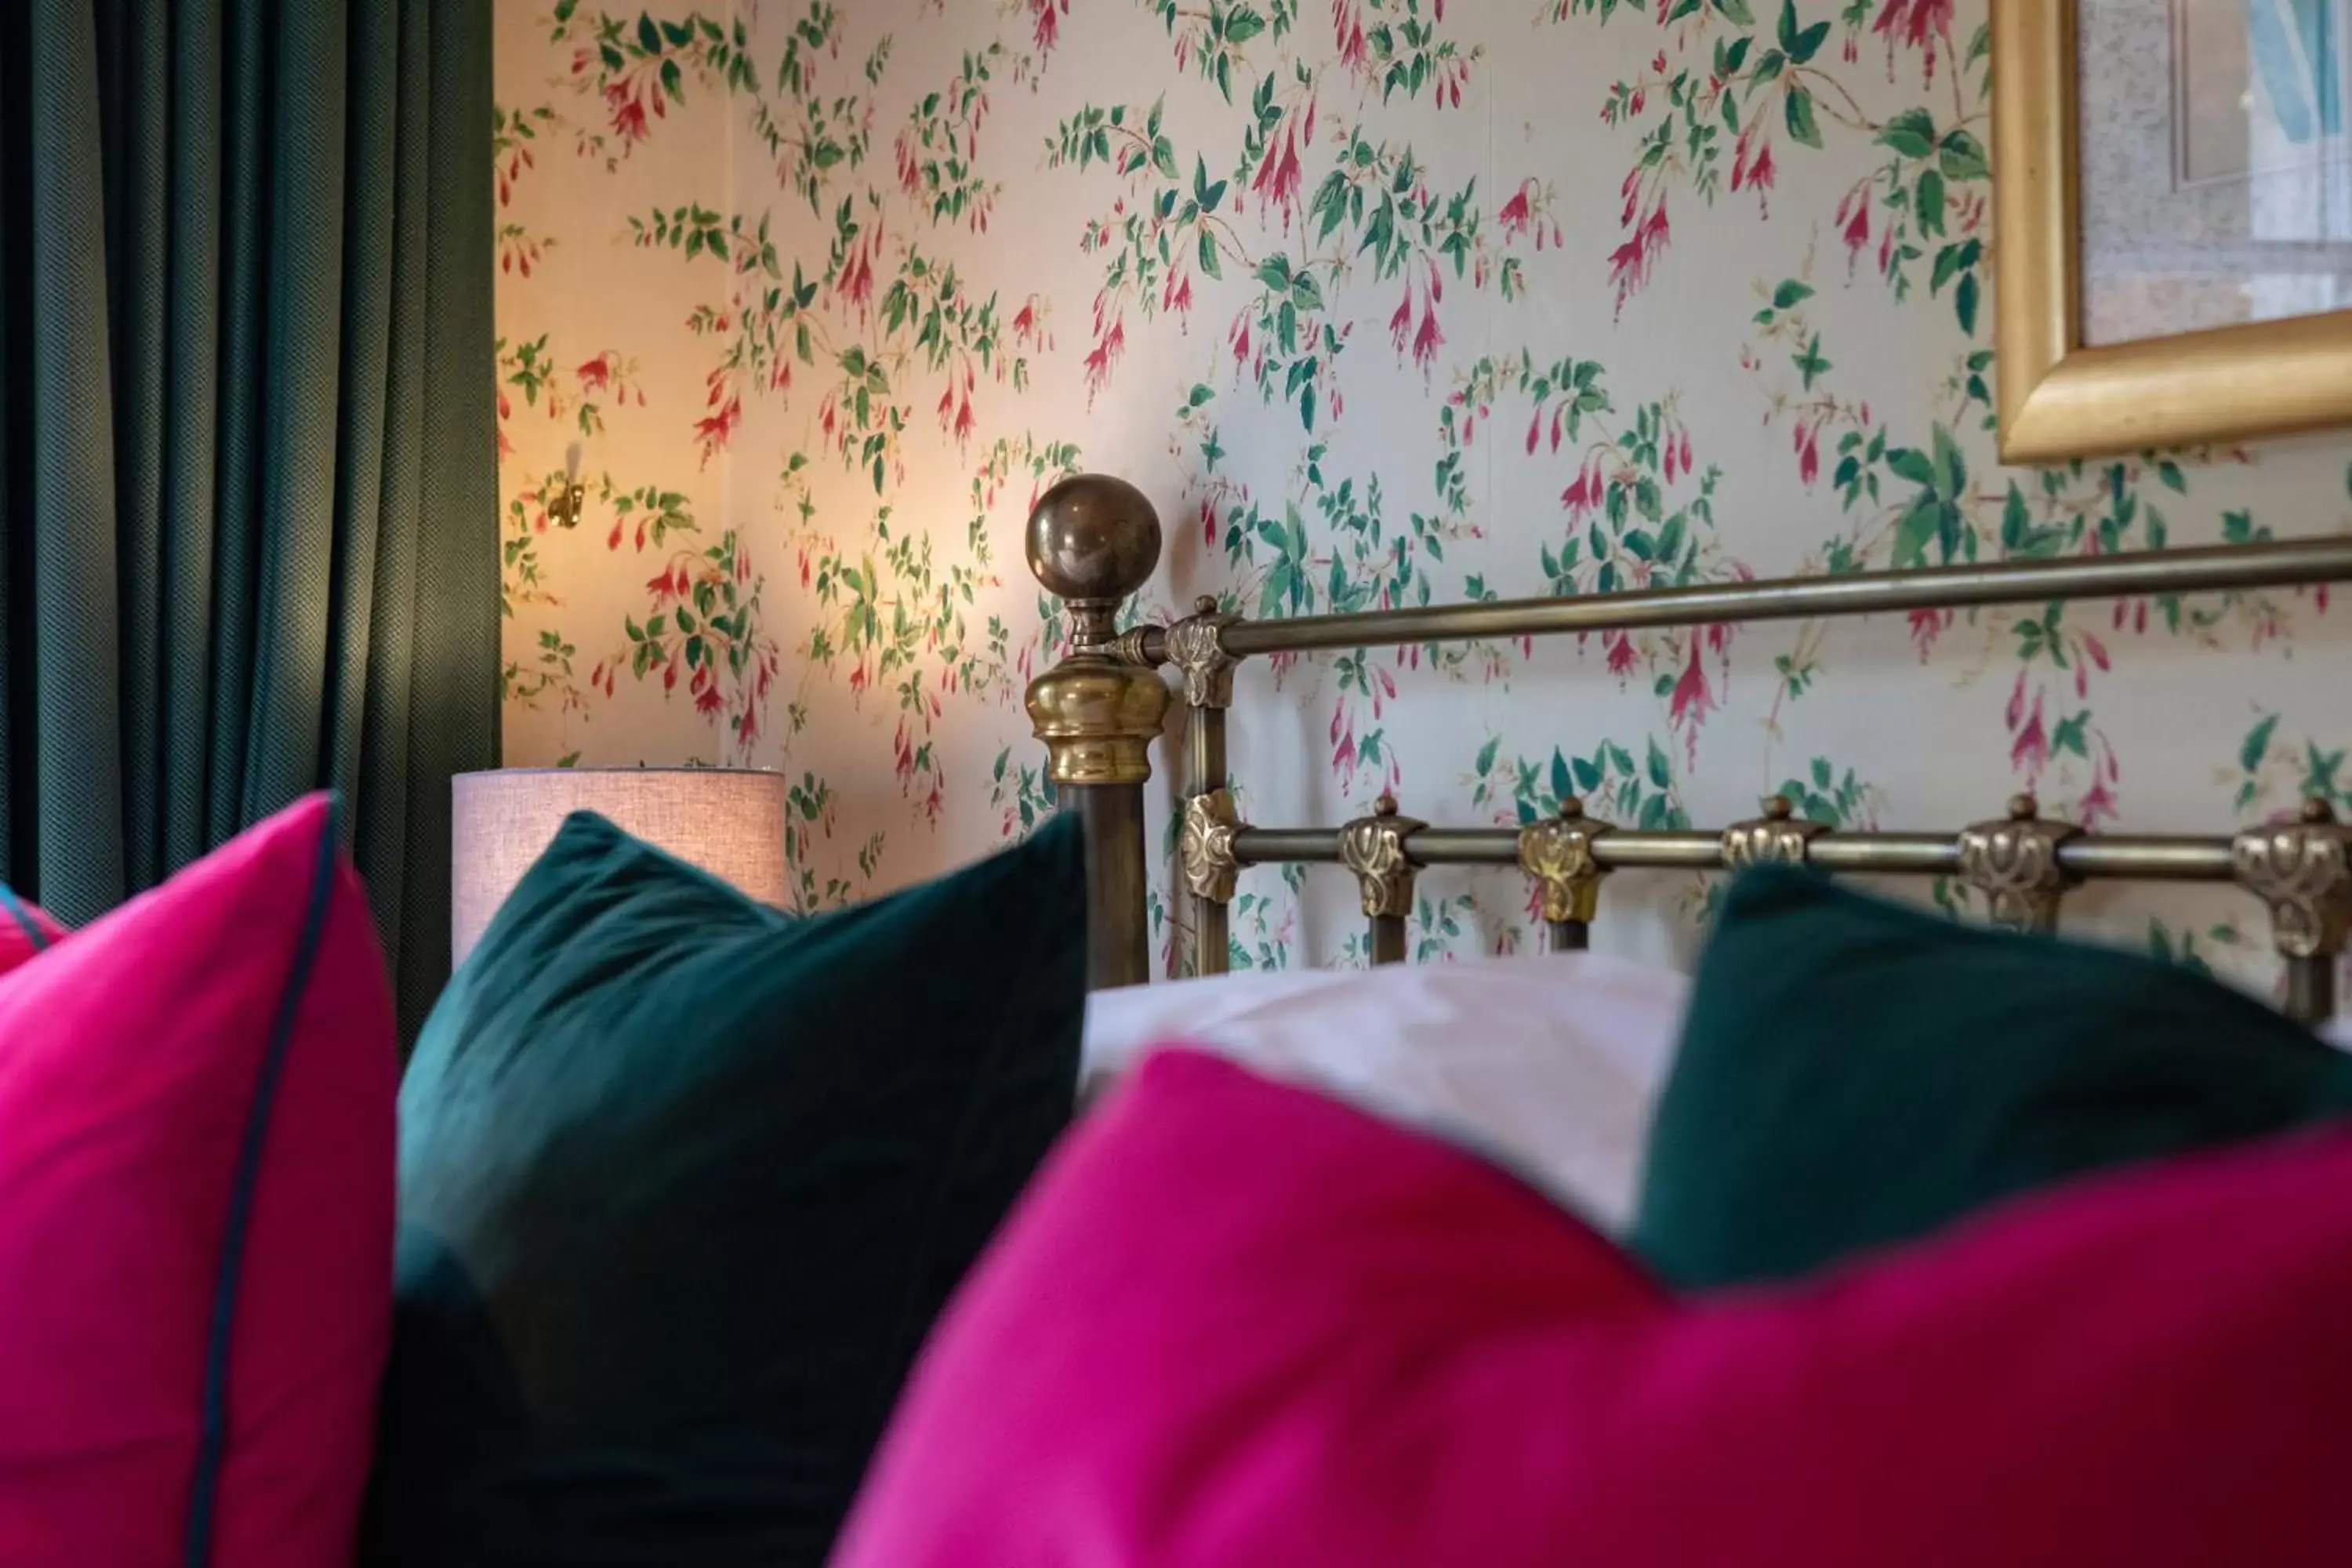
1024;477;1171;990
1169;597;1241;978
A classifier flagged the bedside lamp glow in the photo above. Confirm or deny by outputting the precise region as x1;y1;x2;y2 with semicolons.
451;768;790;966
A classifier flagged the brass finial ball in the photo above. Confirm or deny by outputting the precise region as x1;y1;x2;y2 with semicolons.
1026;474;1163;604
1762;793;1793;820
2009;793;2040;820
2303;797;2337;825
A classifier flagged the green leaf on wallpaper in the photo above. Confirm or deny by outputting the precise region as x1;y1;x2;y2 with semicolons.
1748;47;1786;89
1668;0;1704;19
1955;270;1980;335
1915;169;1945;235
1772;278;1814;309
2051;712;2091;761
1932;423;1967;497
1878;108;1937;159
1893;493;1942;568
1792;333;1830;389
1550;748;1576;804
1153;136;1179;179
1476;735;1501;779
1784;85;1823;148
637;13;662;55
1939;129;1991;181
1224;8;1268;45
1656;513;1687;563
1887;446;1936;487
1198;227;1223;279
1714;0;1756;22
1608;742;1636;778
2242;713;2281;774
1647;737;1673;789
1573;753;1604;793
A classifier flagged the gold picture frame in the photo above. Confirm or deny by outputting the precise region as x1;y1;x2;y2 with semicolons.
1993;0;2352;463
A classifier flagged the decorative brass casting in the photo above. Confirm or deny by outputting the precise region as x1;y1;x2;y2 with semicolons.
1722;796;1828;869
2234;800;2352;962
1958;794;2082;934
1180;789;1244;906
1517;797;1615;924
1338;796;1425;920
1164;596;1242;709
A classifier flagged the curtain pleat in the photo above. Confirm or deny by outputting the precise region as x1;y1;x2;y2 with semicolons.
0;0;499;1040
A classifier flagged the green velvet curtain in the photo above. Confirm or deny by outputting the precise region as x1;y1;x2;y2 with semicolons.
0;0;499;1037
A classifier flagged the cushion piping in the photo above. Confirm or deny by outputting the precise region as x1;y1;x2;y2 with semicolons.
181;797;343;1568
0;884;52;953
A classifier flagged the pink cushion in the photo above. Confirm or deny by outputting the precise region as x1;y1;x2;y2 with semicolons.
0;794;397;1568
0;885;64;977
838;1048;2352;1568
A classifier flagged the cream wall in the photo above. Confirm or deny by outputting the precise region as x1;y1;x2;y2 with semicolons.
495;0;2350;996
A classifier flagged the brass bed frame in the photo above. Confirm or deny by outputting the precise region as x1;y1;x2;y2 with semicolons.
1018;475;2352;1025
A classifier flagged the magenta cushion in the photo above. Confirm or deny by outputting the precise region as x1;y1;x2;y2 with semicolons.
838;1049;2352;1568
0;884;64;977
0;794;398;1568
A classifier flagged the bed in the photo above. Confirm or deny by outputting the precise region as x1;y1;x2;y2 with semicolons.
1019;473;2352;1024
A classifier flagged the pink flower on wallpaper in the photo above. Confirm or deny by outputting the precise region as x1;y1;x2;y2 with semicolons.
834;220;882;318
1606;197;1669;315
1562;458;1602;517
1730;125;1775;214
1412;298;1445;372
694;393;741;467
2008;672;2049;782
1837;187;1871;268
1250;125;1306;227
1793;422;1820;486
1011;295;1052;351
1668;640;1716;758
1496;179;1562;251
1333;0;1369;71
1029;0;1071;56
1908;606;1952;658
2074;631;2111;698
1388;289;1414;354
1873;0;1955;83
1084;302;1127;406
1605;632;1638;677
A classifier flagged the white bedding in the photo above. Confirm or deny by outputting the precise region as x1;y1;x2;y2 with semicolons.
1081;952;1687;1232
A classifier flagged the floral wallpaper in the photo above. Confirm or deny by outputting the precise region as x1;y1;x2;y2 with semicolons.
495;0;2350;1002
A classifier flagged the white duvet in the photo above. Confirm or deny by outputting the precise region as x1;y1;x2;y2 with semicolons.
1080;952;1688;1232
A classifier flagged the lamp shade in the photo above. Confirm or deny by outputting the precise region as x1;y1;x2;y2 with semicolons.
451;768;791;965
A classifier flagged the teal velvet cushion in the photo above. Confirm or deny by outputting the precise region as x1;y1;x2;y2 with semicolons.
364;811;1088;1567
1632;865;2352;1290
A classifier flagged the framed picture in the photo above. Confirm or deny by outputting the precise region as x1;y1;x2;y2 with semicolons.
1994;0;2352;461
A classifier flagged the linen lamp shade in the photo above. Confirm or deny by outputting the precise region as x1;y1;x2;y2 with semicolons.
451;768;791;965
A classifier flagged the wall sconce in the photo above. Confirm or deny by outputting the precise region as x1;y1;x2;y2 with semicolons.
546;442;586;530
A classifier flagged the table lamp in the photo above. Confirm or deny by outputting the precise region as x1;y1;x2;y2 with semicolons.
451;767;791;966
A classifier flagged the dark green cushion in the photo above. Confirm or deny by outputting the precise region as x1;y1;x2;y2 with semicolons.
1632;865;2352;1290
364;811;1087;1567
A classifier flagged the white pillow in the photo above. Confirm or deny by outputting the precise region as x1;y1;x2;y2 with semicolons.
1080;952;1686;1232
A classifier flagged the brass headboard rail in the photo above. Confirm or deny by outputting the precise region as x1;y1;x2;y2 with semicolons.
1137;535;2352;662
1018;476;2352;1023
